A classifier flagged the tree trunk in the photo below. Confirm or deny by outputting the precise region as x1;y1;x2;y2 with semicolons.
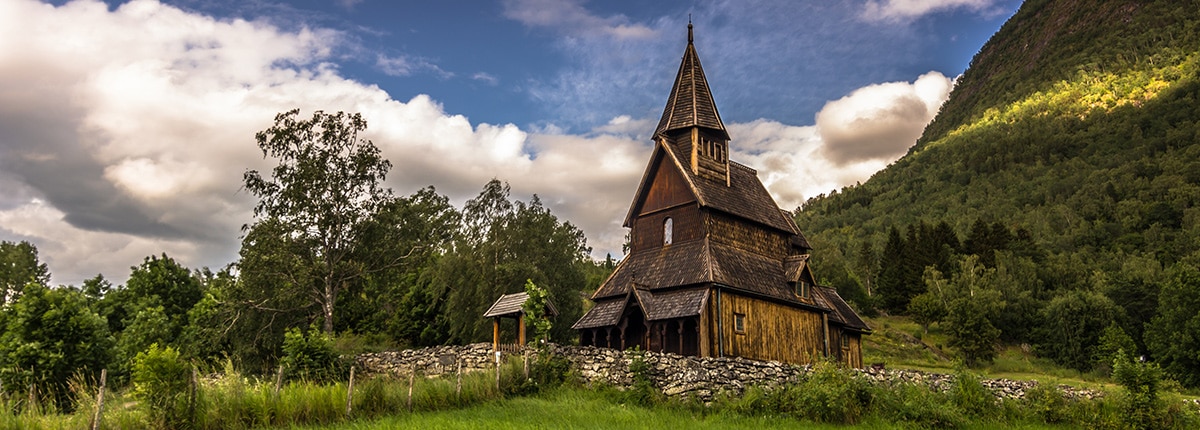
323;280;335;334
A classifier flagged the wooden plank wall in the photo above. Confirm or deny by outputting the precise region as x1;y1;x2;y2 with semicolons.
631;205;702;251
846;334;863;368
707;290;824;365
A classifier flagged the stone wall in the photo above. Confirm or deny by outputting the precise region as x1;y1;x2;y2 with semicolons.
355;343;1101;403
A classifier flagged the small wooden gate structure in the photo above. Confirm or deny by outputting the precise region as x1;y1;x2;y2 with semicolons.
483;292;558;352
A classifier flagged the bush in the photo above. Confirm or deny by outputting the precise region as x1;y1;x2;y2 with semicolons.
1022;383;1068;424
949;367;995;419
131;343;192;429
783;360;874;424
280;326;346;383
1113;350;1165;430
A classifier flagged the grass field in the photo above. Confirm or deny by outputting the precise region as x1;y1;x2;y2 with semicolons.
299;387;1064;430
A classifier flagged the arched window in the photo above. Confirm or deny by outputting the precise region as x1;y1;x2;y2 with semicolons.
663;217;673;245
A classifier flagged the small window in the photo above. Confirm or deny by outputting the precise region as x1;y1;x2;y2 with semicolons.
663;217;673;245
796;281;811;299
733;313;746;334
841;331;850;349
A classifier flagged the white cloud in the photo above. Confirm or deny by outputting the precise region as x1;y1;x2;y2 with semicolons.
376;54;453;78
816;71;952;164
502;0;657;39
471;72;499;85
0;0;647;285
861;0;1001;22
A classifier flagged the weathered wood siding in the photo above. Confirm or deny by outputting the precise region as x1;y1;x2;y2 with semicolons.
705;211;790;258
845;333;863;368
631;204;702;252
705;289;824;365
638;155;694;215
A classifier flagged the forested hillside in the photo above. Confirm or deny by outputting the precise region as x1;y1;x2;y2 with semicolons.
796;0;1200;382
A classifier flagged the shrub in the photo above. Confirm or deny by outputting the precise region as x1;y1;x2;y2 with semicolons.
280;325;346;383
787;360;874;424
1023;383;1068;424
949;366;995;419
622;348;660;406
131;343;192;429
1113;350;1165;430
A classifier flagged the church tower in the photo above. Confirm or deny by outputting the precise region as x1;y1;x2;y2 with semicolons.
655;23;730;185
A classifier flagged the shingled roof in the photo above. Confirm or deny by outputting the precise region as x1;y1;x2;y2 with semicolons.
654;23;728;141
814;286;871;333
591;237;824;311
482;292;558;319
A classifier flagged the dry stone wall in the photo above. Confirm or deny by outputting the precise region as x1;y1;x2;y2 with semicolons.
355;343;1101;402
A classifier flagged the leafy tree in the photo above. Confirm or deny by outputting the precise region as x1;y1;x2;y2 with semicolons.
0;240;50;305
1036;289;1122;372
1144;263;1200;387
1113;350;1166;430
907;290;946;335
946;297;1001;366
1093;323;1137;376
0;283;112;410
124;253;202;338
243;109;393;334
442;180;588;343
281;325;344;382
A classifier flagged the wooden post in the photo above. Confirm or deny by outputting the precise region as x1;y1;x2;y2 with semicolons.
274;364;284;397
523;351;529;380
518;315;526;346
188;365;197;425
407;366;415;412
494;351;501;391
455;360;462;399
345;366;355;418
493;318;500;352
91;369;107;430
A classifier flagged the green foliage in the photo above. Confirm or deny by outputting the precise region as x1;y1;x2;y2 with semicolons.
623;348;659;407
1022;383;1068;424
131;343;192;428
788;360;875;424
0;282;112;411
1144;263;1200;388
1093;323;1137;375
948;367;995;419
0;240;50;306
442;180;588;344
280;325;345;383
906;291;945;333
521;279;553;344
1036;289;1121;372
1112;350;1166;430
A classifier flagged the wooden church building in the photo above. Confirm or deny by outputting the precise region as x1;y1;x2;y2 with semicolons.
572;24;870;367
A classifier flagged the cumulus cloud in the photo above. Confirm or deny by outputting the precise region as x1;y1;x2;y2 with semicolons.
861;0;1002;22
816;71;952;165
502;0;657;39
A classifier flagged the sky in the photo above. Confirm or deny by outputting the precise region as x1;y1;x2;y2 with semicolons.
0;0;1022;286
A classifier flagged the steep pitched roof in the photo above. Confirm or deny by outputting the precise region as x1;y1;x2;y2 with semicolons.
572;296;627;329
662;139;799;234
633;287;710;321
654;23;728;140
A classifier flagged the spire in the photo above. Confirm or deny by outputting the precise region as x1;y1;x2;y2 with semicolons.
654;23;728;141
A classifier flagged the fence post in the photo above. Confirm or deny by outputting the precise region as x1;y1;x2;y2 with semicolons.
455;359;462;399
407;366;415;412
523;351;530;380
188;365;197;426
494;351;501;391
345;365;355;418
91;369;107;430
274;364;284;397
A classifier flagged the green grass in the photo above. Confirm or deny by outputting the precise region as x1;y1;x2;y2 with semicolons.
297;387;1065;430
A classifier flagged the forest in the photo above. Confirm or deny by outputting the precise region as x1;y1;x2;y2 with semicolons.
796;0;1200;386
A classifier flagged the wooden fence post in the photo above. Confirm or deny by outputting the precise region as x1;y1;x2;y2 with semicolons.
345;366;355;418
455;360;462;399
274;364;284;397
494;351;501;391
523;351;530;380
407;366;415;412
91;369;107;430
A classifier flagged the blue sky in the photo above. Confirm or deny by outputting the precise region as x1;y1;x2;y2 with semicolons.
1;0;1020;285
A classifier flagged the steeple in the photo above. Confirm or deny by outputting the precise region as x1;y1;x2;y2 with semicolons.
654;23;729;141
